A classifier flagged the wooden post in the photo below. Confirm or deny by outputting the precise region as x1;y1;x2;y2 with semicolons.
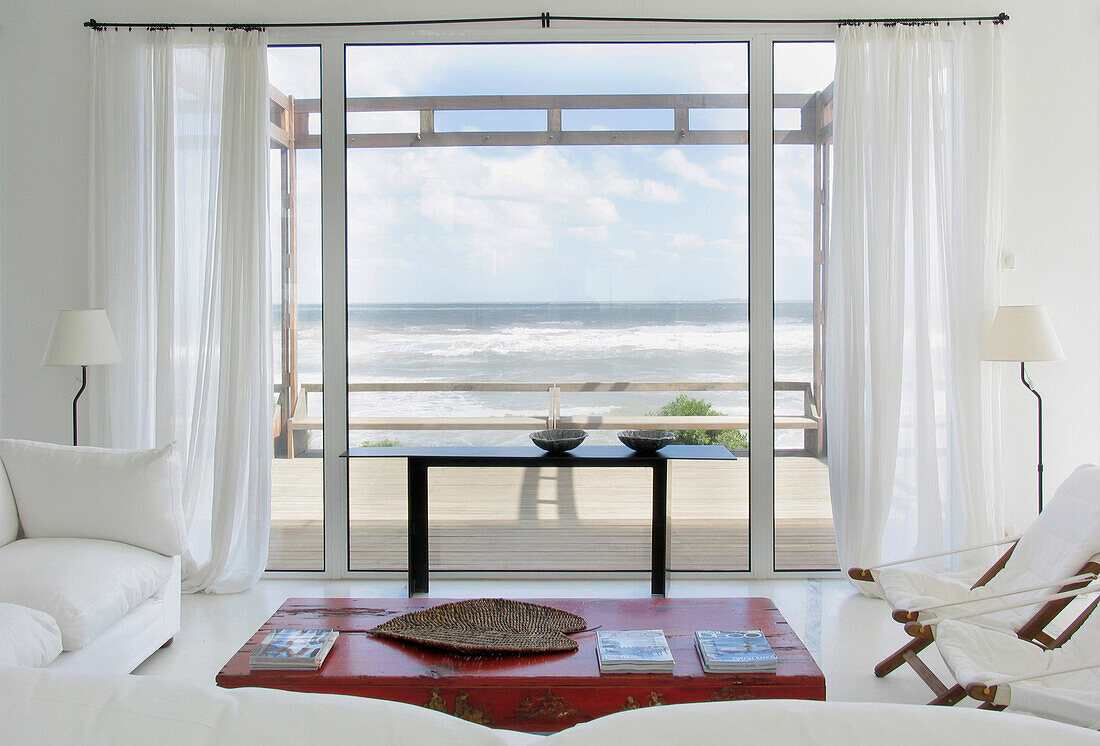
803;384;819;455
674;107;688;138
279;96;300;457
547;108;562;142
811;91;831;457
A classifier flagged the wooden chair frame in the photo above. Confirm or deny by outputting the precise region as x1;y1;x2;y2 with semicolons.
850;540;1100;705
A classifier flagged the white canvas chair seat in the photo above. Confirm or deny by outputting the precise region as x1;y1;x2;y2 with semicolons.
936;617;1100;729
1008;685;1100;730
877;465;1100;622
876;563;1072;633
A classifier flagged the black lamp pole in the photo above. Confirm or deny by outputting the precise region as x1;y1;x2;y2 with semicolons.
71;364;88;446
1019;361;1044;513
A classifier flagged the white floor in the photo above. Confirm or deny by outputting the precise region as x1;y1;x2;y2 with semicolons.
133;577;964;708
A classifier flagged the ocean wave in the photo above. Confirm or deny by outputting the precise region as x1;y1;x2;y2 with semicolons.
342;323;750;361
277;318;815;384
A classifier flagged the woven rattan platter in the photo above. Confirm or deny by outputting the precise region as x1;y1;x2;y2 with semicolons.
367;598;587;655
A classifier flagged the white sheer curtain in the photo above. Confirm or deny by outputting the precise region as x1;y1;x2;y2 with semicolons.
88;29;271;593
826;23;1005;581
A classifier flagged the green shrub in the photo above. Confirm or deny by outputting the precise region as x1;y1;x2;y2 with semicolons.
360;438;401;447
649;395;748;451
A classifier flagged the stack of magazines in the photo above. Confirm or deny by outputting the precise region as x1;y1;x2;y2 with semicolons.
695;629;777;673
596;629;675;673
250;629;340;671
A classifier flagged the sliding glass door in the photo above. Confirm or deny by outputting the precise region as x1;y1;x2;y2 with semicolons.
342;42;750;573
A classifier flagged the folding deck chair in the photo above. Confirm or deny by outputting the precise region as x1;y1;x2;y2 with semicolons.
934;584;1100;728
848;464;1100;702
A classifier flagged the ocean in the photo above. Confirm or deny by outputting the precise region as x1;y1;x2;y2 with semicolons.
278;301;815;449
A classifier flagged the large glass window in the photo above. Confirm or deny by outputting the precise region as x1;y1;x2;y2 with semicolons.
773;41;838;571
267;46;324;571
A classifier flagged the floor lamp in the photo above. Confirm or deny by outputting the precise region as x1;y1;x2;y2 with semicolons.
981;305;1064;513
42;309;122;446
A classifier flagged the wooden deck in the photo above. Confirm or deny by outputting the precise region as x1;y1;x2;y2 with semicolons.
268;455;838;573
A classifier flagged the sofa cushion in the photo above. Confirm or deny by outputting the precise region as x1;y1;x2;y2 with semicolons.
0;538;174;651
0;458;18;548
0;439;185;556
539;699;1100;745
0;668;533;746
0;603;62;668
0;669;1096;746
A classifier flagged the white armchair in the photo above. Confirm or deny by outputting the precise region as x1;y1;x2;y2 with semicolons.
0;439;183;672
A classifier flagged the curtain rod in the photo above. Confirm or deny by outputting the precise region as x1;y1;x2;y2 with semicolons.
83;12;1009;32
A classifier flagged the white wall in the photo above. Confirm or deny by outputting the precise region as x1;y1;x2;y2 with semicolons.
1;0;1097;531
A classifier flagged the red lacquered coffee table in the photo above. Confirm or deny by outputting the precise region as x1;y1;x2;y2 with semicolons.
217;597;824;733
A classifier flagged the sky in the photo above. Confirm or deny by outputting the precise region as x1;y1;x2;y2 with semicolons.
268;42;835;305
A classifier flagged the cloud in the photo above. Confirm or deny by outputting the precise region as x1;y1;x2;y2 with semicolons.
670;233;705;248
638;179;683;203
345;46;458;97
717;154;748;179
566;225;611;242
601;173;683;203
579;197;619;224
656;150;725;190
596;165;683;204
694;52;750;95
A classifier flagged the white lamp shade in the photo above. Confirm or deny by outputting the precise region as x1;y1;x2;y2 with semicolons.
42;309;122;366
981;305;1065;362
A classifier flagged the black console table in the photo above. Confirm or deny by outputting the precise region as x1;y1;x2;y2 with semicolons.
342;445;737;596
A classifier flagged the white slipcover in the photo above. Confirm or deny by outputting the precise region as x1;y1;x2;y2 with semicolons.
876;464;1100;630
0;604;62;668
937;615;1100;729
543;698;1100;744
1;667;1098;745
0;538;173;651
0;667;530;746
0;439;186;557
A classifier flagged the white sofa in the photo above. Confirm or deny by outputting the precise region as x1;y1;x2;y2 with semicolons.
0;667;1096;745
0;440;183;672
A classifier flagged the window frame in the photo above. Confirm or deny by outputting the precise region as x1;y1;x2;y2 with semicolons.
263;23;841;581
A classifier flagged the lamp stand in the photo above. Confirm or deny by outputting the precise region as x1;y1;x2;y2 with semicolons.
1020;362;1044;513
71;364;88;446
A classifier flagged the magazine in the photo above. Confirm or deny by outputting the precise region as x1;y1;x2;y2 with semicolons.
695;630;777;672
596;629;675;673
250;629;340;670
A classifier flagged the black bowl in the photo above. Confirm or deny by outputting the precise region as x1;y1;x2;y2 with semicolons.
530;429;587;454
617;430;676;453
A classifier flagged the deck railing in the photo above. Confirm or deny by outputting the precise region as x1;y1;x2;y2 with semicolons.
274;381;821;458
